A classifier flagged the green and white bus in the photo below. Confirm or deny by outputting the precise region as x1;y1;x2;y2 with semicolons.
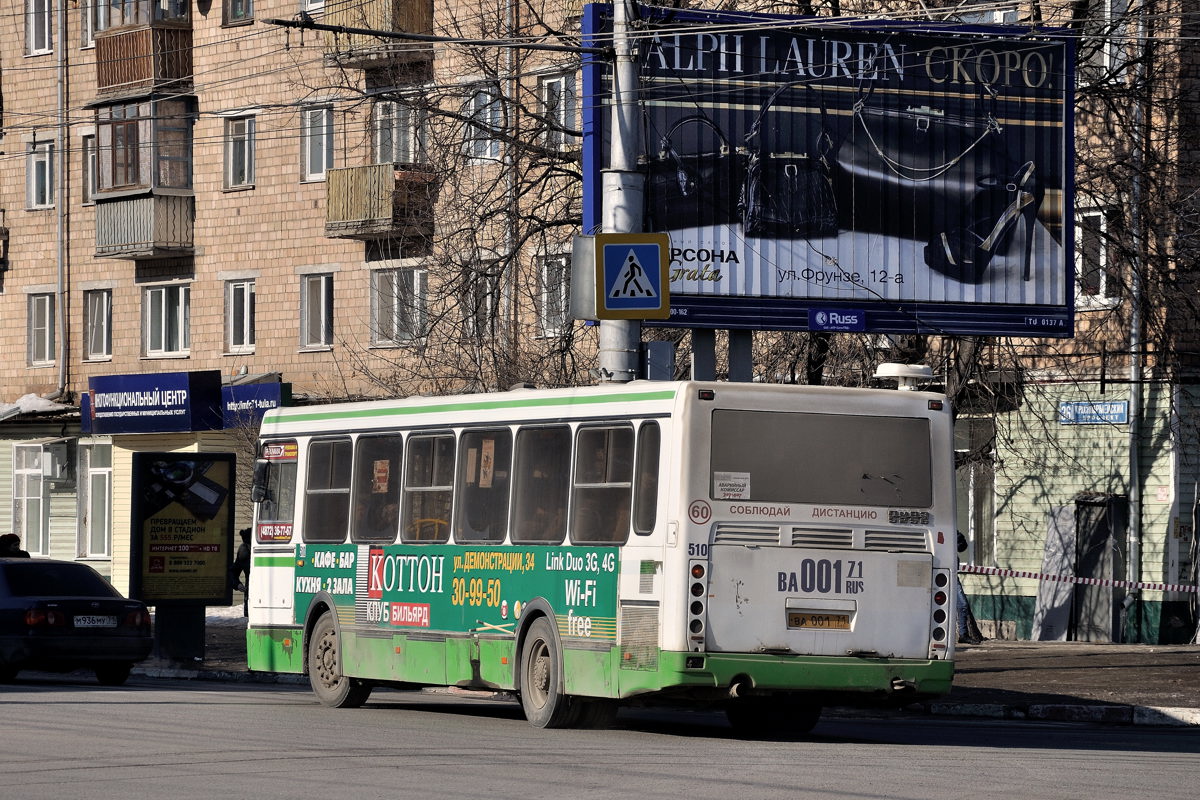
246;380;957;732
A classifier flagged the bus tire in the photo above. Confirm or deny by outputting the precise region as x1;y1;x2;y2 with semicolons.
519;617;578;728
725;697;821;738
308;613;371;708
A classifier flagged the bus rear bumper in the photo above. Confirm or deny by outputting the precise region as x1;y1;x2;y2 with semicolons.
635;650;955;705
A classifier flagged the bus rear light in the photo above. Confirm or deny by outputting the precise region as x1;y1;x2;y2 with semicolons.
932;627;946;641
934;572;948;587
933;609;946;624
687;558;708;651
698;389;715;401
933;591;947;606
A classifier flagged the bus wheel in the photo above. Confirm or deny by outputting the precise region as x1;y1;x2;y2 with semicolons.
309;613;371;708
725;697;821;738
519;617;578;728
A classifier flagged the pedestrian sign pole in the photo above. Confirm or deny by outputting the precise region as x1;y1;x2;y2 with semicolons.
595;233;671;320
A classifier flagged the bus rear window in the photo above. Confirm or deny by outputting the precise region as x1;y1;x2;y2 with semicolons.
710;410;932;508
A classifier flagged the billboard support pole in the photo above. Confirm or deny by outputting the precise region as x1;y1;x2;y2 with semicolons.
598;0;643;383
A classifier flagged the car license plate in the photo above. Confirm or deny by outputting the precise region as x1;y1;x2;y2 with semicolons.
787;611;850;630
74;615;118;628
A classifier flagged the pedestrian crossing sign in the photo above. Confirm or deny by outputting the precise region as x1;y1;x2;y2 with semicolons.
595;233;671;320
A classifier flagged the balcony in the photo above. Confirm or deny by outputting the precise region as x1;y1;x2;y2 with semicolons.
95;194;194;259
95;24;192;98
325;163;439;240
323;0;434;68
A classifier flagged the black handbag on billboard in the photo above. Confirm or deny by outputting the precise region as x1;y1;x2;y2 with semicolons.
835;88;1041;283
645;115;742;231
739;82;838;239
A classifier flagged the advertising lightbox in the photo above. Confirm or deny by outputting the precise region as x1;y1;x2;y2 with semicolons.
582;5;1075;336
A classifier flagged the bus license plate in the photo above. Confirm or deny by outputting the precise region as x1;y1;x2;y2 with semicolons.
787;611;850;630
74;615;117;628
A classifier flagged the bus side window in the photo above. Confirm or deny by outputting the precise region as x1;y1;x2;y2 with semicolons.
571;425;633;544
633;422;661;535
454;429;512;543
304;439;352;543
351;434;404;543
403;434;454;543
511;426;570;545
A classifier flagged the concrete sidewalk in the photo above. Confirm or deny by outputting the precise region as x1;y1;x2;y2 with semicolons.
133;607;1200;727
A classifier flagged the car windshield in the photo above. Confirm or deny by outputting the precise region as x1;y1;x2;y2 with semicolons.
1;562;121;598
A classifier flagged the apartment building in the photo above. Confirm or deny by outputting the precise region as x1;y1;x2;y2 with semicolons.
0;0;586;588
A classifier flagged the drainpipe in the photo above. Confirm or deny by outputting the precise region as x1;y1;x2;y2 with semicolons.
47;0;69;401
1125;0;1147;641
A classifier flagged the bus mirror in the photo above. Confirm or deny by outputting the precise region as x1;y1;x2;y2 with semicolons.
250;459;270;504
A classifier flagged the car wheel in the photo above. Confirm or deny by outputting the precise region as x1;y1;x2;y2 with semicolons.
95;663;133;686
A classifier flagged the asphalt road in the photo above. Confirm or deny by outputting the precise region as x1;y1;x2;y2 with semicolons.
3;675;1198;800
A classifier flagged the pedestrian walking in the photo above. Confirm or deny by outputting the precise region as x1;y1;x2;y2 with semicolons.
230;528;251;616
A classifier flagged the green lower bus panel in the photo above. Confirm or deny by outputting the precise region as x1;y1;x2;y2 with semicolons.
622;651;956;699
247;627;304;674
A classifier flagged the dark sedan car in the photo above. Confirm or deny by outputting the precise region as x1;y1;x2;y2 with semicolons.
0;558;153;685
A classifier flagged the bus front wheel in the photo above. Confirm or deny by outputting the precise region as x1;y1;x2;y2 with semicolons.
519;617;578;728
308;613;372;708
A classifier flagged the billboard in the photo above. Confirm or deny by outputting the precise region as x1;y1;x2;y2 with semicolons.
130;452;235;606
582;6;1075;336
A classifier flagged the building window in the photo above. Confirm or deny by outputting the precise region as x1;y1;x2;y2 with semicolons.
300;273;334;348
374;100;425;165
27;140;55;209
224;0;253;25
371;268;427;345
464;87;502;161
538;254;570;336
80;443;113;558
28;294;55;366
82;135;97;204
224;116;255;188
13;446;47;556
26;0;52;55
463;270;498;340
1080;0;1122;82
84;289;112;360
539;73;576;150
144;284;191;356
82;0;109;47
226;279;256;353
1077;208;1119;306
301;106;334;181
301;0;324;12
96;99;194;193
955;416;996;566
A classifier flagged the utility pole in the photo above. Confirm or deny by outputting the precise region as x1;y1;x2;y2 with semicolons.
597;0;643;383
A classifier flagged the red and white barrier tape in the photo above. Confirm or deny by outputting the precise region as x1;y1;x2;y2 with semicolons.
959;563;1200;594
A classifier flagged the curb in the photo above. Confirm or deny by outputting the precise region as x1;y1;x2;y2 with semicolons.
924;700;1200;727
